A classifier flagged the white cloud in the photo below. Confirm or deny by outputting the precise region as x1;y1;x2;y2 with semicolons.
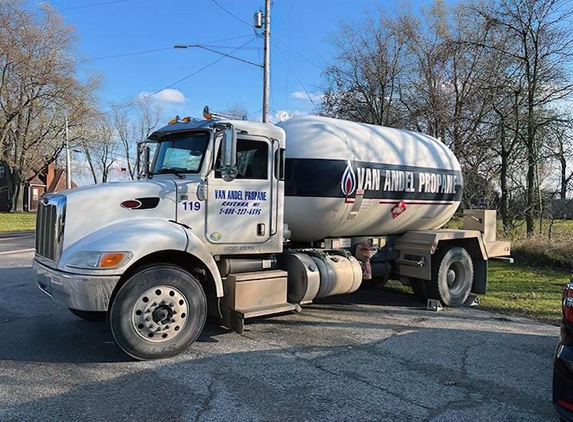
139;88;187;104
290;90;323;103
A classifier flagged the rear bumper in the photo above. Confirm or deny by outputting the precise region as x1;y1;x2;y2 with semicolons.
33;259;120;312
554;341;573;422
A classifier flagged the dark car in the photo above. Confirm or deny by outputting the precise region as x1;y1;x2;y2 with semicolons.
554;280;573;422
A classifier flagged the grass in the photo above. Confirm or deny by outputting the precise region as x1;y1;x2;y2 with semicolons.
0;212;36;232
505;219;573;270
481;261;569;323
445;216;573;270
385;261;570;324
511;237;573;270
444;216;573;241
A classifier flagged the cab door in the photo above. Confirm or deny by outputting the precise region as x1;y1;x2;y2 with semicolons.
205;136;272;245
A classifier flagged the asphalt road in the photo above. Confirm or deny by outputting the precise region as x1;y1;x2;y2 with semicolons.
0;247;561;422
0;231;34;255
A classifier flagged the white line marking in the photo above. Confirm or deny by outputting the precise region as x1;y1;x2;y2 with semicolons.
0;236;34;242
0;248;35;255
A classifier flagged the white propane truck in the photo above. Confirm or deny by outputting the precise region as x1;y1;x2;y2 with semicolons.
33;112;511;360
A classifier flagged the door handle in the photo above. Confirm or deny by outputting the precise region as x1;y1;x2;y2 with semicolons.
257;223;266;236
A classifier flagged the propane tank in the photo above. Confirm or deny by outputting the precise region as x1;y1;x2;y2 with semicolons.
277;116;463;242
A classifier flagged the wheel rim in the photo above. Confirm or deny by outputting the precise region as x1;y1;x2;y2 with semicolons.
447;261;466;295
131;285;189;342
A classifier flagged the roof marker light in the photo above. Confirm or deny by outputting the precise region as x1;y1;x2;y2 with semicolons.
203;106;212;120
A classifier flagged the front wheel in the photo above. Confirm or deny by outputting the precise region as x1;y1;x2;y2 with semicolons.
110;264;207;360
430;246;474;307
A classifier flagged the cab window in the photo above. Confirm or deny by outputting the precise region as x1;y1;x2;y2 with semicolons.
216;139;268;179
152;132;209;174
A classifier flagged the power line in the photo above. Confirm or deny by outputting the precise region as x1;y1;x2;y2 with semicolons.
175;44;262;68
201;45;259;51
92;44;258;61
76;36;258;121
93;47;172;61
272;39;317;107
287;0;328;66
60;0;145;11
125;37;261;108
92;35;257;61
271;34;320;69
176;34;256;46
209;0;254;28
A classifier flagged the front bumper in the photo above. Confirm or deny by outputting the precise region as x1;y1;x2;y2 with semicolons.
33;259;120;312
554;340;573;422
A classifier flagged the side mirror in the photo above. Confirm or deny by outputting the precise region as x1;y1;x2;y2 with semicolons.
136;143;151;179
136;142;157;179
220;125;238;182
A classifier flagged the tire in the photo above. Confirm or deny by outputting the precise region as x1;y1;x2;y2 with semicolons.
69;308;107;322
110;264;207;360
430;246;473;307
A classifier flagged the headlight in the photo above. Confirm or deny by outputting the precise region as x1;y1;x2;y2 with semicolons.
67;251;133;269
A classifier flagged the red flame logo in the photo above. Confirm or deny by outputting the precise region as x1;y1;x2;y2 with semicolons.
341;161;356;196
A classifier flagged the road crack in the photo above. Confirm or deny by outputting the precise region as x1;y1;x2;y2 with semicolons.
193;378;217;422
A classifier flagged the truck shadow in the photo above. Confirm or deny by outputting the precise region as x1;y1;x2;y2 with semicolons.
0;314;234;364
0;266;231;364
0;266;553;364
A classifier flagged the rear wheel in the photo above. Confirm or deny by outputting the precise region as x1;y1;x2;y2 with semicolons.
430;246;473;307
110;264;207;360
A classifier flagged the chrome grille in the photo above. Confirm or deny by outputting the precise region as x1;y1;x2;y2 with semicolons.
35;195;66;262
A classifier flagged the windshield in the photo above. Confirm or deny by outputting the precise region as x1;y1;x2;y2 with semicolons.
151;132;210;175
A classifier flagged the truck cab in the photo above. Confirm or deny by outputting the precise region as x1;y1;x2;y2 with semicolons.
146;117;286;255
34;116;290;359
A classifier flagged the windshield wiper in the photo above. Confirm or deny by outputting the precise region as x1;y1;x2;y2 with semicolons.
155;168;185;179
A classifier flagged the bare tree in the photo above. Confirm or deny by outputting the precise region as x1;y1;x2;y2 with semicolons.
78;115;119;184
222;104;248;120
397;1;505;211
0;1;99;211
476;0;573;235
318;0;573;234
111;98;160;180
319;9;406;126
548;120;573;199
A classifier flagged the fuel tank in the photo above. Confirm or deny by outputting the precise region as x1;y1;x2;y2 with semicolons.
277;116;463;242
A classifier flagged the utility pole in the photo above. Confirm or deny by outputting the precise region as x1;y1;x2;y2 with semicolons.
262;0;271;123
65;116;71;190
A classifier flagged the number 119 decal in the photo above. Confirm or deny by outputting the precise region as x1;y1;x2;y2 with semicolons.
182;201;201;211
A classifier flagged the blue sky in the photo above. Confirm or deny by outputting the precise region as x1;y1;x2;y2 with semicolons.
37;0;444;124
